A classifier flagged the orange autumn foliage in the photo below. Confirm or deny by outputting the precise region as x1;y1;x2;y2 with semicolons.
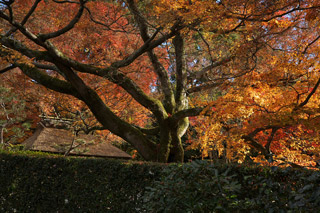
1;0;320;164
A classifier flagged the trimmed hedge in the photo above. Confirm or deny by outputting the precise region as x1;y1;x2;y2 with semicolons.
1;150;320;212
0;151;163;212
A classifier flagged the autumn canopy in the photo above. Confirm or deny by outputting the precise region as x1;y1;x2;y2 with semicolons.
1;0;320;165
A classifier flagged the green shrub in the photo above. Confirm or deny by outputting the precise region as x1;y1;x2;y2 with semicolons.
234;166;320;211
143;161;320;212
143;160;242;212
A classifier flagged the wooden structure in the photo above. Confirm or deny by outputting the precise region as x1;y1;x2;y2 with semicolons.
23;125;131;159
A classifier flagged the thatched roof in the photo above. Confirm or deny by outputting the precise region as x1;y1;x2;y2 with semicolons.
23;125;131;159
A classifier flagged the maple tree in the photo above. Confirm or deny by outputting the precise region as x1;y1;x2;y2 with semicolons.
1;0;320;163
188;1;320;167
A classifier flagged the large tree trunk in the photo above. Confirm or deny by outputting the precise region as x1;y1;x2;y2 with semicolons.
157;116;189;163
169;116;189;162
0;0;205;163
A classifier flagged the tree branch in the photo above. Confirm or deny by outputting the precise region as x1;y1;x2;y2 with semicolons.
5;0;41;36
127;0;177;113
0;34;168;121
52;63;157;160
241;135;270;157
241;125;284;159
229;5;320;22
0;64;16;74
32;62;67;78
195;56;234;80
15;62;82;99
187;82;222;94
265;127;279;153
38;1;85;41
173;32;187;107
295;76;320;110
171;107;204;122
0;36;50;61
302;35;320;54
135;126;160;135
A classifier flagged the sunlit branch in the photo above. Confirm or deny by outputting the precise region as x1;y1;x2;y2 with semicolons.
82;126;107;134
171;107;205;122
0;64;16;74
187;82;222;94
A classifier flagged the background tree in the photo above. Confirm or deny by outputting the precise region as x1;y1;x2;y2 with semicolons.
0;86;32;145
1;0;319;163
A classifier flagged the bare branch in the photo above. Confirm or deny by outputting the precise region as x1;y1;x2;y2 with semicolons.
195;56;234;80
0;0;14;22
110;27;162;68
38;1;85;41
241;125;284;158
302;34;320;54
295;76;320;110
32;62;67;79
228;4;320;22
5;0;41;36
83;5;128;33
265;127;279;153
247;125;281;138
52;0;80;3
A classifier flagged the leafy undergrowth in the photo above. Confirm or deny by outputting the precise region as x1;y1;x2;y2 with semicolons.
144;160;320;212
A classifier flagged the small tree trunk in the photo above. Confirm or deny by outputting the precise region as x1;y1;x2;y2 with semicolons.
0;125;5;144
64;134;76;156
